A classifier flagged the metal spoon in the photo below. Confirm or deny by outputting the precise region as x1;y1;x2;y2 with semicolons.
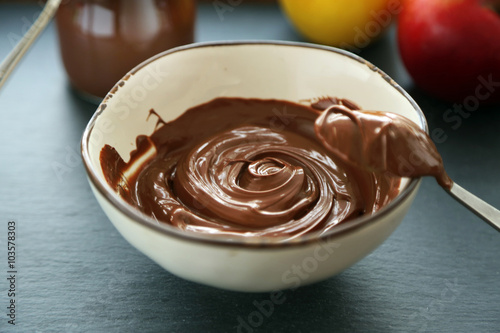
315;104;500;232
447;184;500;232
0;0;62;90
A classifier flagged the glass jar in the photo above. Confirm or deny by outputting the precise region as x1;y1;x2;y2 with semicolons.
56;0;195;101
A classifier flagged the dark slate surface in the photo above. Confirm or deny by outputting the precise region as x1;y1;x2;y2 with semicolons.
0;3;499;333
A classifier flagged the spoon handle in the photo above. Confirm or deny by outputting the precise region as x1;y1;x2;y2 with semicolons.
447;183;500;232
0;0;61;90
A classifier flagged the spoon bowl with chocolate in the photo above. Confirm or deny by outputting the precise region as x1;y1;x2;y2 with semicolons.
82;42;497;292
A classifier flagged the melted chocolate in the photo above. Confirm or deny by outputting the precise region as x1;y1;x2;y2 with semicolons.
100;98;402;239
313;103;452;189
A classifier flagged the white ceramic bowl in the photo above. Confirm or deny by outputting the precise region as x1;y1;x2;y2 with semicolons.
81;41;425;292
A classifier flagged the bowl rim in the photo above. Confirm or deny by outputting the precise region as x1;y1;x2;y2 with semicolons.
81;40;426;249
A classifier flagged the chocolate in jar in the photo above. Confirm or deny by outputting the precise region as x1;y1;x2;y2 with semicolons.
56;0;195;100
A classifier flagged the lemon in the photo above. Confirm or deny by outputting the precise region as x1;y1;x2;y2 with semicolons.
279;0;399;49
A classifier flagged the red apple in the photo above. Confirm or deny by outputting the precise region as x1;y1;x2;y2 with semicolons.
398;0;500;104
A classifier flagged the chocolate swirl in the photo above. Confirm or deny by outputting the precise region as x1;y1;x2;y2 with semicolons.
173;125;363;232
100;98;401;239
